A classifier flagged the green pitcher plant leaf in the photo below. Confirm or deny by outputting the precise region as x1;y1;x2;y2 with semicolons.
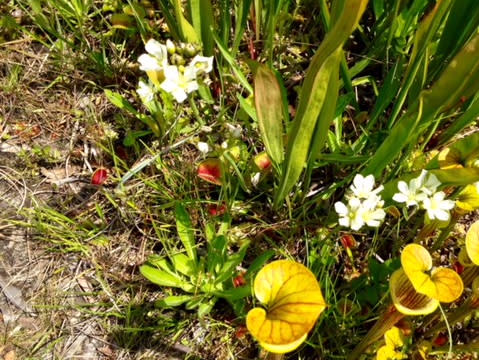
246;260;326;354
274;0;368;207
253;63;285;166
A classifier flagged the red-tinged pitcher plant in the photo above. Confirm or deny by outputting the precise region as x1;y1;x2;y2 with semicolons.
246;260;326;355
348;244;463;360
197;158;223;185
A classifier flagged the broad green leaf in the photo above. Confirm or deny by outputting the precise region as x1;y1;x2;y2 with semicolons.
197;298;216;317
215;241;250;284
140;264;193;292
156;295;192;307
253;63;285;165
466;221;479;266
170;253;196;276
189;0;214;56
246;260;326;354
214;285;252;301
175;203;197;262
274;0;368;207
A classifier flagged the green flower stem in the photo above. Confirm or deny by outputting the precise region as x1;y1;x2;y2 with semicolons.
424;296;479;337
347;305;404;360
261;351;284;360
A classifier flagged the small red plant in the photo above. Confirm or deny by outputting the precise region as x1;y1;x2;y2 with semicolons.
341;234;356;249
198;159;223;185
92;168;108;185
254;152;272;171
433;333;448;347
207;203;227;216
233;273;247;288
452;261;464;275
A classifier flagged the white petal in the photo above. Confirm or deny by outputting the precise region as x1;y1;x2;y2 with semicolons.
145;39;168;62
393;193;408;203
138;54;162;71
190;55;214;73
397;181;409;194
185;80;199;93
363;175;375;191
160;78;178;93
183;65;198;81
171;88;187;103
163;65;180;81
338;218;350;228
335;202;348;215
435;210;450;221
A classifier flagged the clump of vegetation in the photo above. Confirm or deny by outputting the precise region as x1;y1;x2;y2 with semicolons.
2;0;479;359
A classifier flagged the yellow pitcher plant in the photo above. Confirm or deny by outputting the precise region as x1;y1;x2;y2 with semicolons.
246;260;326;354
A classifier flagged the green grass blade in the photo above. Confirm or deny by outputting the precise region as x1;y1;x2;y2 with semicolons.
253;63;285;165
213;32;253;94
232;0;253;55
274;0;368;207
172;0;199;43
175;203;197;262
189;0;215;56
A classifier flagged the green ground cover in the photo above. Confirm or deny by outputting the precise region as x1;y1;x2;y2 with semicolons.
1;0;479;359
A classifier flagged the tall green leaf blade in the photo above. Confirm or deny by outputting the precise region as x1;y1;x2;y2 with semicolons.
189;0;215;56
429;0;479;81
364;33;479;177
172;0;199;43
274;0;368;207
253;63;285;165
175;203;197;262
439;96;479;144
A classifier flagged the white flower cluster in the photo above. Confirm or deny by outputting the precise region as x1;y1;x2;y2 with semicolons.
335;174;386;231
392;170;455;221
137;39;213;103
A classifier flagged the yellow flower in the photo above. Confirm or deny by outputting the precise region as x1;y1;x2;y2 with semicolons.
401;244;463;302
246;260;326;354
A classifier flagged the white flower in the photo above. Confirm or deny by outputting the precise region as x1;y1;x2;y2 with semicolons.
189;55;214;74
475;181;479;193
226;123;242;138
359;199;386;228
420;171;441;195
138;39;168;72
221;140;228;149
136;79;155;103
336;174;386;231
160;65;199;103
197;142;210;154
335;198;365;231
422;191;455;221
393;177;428;207
349;174;384;201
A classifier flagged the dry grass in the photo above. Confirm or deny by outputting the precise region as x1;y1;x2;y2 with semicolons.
0;35;255;359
